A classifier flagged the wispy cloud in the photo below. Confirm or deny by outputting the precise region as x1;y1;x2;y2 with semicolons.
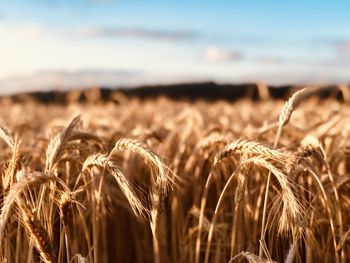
77;27;199;41
204;46;243;63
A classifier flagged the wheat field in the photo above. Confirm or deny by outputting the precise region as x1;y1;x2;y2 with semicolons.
0;87;350;263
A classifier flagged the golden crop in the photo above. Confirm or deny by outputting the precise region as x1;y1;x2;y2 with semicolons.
0;87;349;263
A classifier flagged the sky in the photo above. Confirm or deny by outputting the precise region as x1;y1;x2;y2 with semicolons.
0;0;350;94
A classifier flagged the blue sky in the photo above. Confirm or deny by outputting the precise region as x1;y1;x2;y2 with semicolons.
0;0;350;93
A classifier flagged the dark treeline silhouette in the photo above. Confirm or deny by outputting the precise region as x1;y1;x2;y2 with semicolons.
3;82;345;104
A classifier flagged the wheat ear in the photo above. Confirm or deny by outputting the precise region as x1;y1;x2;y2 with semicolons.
45;115;82;172
215;139;290;165
0;172;59;241
228;251;277;263
17;199;56;263
0;125;15;150
278;88;306;127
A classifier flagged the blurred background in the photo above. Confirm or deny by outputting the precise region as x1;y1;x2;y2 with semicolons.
0;0;349;95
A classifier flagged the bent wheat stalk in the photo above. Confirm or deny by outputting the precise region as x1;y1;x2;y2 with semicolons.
82;153;147;217
111;138;173;234
204;157;302;263
111;138;174;263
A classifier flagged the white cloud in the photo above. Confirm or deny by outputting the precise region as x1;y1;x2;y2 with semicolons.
77;27;198;41
204;46;243;62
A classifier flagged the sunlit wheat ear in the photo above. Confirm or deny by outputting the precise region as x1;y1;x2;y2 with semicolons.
82;153;109;172
235;156;250;206
0;172;60;241
0;124;15;150
214;139;290;165
3;138;22;191
249;157;304;233
0;125;21;191
45;115;82;172
71;254;89;263
17;200;56;263
82;153;147;217
286;135;324;173
229;251;277;263
278;88;306;127
58;192;73;226
111;138;174;235
195;133;232;151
